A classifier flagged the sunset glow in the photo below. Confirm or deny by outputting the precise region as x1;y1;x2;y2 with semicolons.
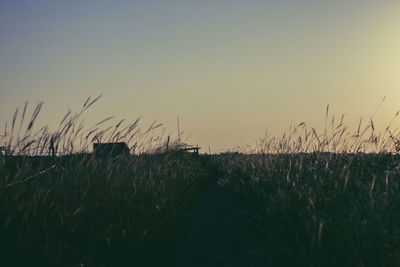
1;1;399;152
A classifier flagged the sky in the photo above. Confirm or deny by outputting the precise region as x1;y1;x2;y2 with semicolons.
1;1;400;152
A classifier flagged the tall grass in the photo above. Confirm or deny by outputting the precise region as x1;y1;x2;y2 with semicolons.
253;105;400;154
214;106;400;266
0;96;181;156
2;98;400;266
0;97;207;266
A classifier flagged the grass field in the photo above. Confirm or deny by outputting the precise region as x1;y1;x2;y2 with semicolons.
211;110;400;266
0;153;209;266
1;100;400;266
213;152;400;266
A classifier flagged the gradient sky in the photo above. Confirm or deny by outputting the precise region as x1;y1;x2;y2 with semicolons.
1;1;400;152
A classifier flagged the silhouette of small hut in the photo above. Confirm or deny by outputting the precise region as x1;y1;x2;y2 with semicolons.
93;142;130;158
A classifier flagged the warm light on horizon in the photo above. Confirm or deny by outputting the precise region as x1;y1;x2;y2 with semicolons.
1;1;400;152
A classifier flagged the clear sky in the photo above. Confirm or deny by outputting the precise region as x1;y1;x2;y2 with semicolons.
1;1;400;152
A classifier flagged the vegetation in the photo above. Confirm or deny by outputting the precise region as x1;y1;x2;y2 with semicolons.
1;99;400;266
0;153;207;266
213;107;400;266
0;98;208;266
214;152;400;266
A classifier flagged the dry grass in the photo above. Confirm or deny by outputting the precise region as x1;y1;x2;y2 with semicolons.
0;96;182;156
0;97;207;266
2;99;400;266
214;106;400;266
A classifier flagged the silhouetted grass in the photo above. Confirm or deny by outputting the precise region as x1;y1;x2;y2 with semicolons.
214;106;400;266
1;153;207;266
2;99;400;266
0;98;208;266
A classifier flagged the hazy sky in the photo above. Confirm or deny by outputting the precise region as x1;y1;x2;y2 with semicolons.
1;1;400;152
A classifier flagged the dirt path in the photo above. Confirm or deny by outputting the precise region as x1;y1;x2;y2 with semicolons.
166;180;268;267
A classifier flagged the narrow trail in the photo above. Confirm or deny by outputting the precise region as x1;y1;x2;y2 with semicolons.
166;179;268;267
